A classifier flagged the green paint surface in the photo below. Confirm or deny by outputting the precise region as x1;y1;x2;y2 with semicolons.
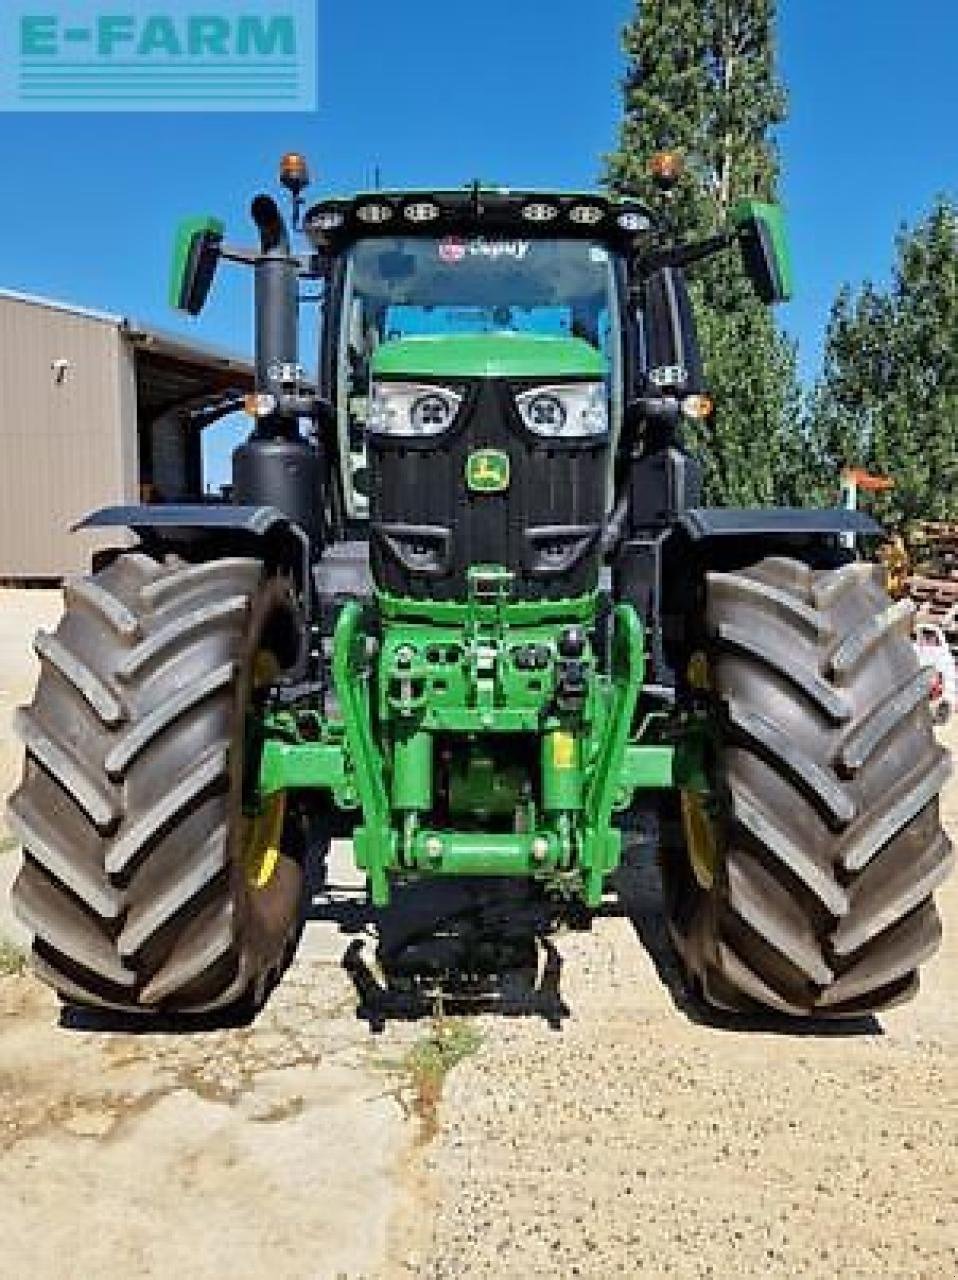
168;214;223;311
371;333;605;380
251;593;711;910
731;199;795;303
377;589;598;626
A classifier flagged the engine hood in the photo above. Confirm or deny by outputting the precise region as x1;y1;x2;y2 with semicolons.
370;332;605;381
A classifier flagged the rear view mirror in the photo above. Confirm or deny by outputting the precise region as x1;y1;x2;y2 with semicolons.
378;249;416;283
731;200;794;305
169;215;225;315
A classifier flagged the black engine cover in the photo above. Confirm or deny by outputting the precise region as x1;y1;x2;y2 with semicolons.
367;379;608;601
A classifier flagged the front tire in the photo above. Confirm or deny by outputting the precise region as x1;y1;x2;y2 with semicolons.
9;551;306;1017
662;557;953;1017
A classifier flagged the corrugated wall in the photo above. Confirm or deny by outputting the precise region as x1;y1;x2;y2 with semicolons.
0;296;136;579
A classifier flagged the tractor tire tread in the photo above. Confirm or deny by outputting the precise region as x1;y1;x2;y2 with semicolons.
64;576;141;639
105;663;235;780
33;630;125;726
716;621;851;722
116;596;249;682
8;551;303;1018
663;556;951;1017
6;795;123;920
118;825;229;959
726;699;857;828
15;708;120;832
103;746;229;880
838;667;936;774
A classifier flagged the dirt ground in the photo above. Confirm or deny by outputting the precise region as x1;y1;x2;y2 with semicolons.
0;589;62;809
0;588;955;1280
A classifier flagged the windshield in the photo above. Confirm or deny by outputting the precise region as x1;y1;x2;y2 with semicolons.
336;236;623;515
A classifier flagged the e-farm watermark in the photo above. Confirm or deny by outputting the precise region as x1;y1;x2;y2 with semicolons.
1;1;316;111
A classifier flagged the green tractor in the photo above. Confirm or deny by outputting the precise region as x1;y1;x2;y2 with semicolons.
10;154;952;1020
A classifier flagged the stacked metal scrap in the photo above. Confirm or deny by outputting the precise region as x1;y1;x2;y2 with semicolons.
907;522;958;658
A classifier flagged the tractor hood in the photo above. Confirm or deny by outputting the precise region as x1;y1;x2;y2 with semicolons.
371;333;605;381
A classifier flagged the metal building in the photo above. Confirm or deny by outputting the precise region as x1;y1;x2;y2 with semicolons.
0;288;254;581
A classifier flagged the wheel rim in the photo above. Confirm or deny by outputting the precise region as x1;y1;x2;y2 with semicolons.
680;790;720;891
242;647;286;892
681;650;721;891
242;792;287;890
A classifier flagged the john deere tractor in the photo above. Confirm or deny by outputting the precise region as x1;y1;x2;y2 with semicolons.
10;154;952;1019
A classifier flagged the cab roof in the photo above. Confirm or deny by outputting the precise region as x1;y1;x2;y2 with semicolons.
303;186;657;253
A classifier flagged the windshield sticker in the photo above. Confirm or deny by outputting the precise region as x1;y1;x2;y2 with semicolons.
438;238;468;264
589;246;609;264
438;236;531;264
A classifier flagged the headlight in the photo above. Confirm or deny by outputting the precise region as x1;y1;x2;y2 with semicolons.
403;200;441;224
307;205;345;233
568;203;606;226
522;201;559;223
368;383;463;437
616;208;651;233
515;383;608;439
355;201;394;225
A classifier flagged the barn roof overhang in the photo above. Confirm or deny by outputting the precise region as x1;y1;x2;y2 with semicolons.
0;287;256;424
122;324;255;423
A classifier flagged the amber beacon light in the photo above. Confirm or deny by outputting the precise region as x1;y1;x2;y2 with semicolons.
279;152;311;196
648;150;684;189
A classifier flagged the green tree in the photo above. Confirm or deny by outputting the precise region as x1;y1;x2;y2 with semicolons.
811;198;958;530
605;0;802;505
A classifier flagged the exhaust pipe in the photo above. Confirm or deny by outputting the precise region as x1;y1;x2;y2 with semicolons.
232;194;325;551
250;194;299;403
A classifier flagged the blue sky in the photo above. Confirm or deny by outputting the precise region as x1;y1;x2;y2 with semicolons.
0;0;954;478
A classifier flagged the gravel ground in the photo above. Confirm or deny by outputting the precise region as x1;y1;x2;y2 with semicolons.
0;590;955;1279
414;721;958;1280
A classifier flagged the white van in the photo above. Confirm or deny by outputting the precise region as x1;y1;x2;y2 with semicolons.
914;621;958;725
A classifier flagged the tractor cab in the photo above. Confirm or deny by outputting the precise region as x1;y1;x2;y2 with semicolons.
169;174;793;604
305;192;647;600
304;190;658;528
323;227;625;525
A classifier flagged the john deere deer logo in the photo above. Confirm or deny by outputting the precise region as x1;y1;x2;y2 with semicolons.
466;449;510;493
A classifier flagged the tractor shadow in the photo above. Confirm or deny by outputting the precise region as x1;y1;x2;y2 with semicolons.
305;846;573;1032
59;1001;261;1035
610;827;881;1039
309;830;881;1039
61;830;880;1039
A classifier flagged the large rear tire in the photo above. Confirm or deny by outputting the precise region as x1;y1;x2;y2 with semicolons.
9;551;307;1017
662;557;953;1017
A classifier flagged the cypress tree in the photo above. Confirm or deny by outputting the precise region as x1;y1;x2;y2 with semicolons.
605;0;801;505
